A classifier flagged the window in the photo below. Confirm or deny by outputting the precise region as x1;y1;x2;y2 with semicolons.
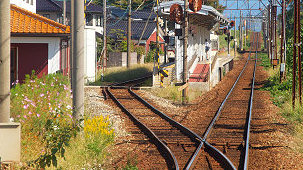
43;14;50;19
96;15;102;26
57;14;63;24
86;14;93;26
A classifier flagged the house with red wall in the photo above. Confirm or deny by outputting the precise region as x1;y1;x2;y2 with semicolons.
10;4;70;83
107;19;164;54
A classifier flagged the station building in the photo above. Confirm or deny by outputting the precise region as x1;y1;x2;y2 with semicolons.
154;1;234;92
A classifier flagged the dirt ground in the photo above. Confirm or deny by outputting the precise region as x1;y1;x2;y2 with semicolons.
85;53;303;169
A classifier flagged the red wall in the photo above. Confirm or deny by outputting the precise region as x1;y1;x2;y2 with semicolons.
11;43;48;81
146;31;164;52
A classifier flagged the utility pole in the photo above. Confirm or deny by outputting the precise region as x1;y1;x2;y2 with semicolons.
127;0;132;68
292;0;297;108
0;0;10;123
0;0;21;162
240;10;243;51
280;0;285;82
182;0;189;104
63;0;66;24
103;0;107;75
298;0;302;105
273;3;278;67
71;0;85;120
164;18;167;64
234;16;236;58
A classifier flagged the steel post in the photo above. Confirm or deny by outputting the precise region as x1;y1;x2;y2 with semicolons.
127;0;132;68
182;0;189;104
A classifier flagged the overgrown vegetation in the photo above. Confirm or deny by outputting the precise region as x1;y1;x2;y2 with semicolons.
11;73;115;169
148;85;204;103
92;64;153;86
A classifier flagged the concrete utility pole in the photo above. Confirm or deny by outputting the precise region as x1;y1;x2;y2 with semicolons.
127;0;132;68
240;10;243;51
0;0;21;162
63;0;66;24
182;0;189;104
297;0;302;105
71;0;85;120
0;0;10;123
280;0;285;82
292;0;297;108
234;16;236;58
103;0;107;72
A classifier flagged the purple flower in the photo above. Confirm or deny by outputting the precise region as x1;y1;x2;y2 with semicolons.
23;104;29;109
40;93;45;97
68;114;73;119
36;114;40;118
17;115;20;118
23;115;27;119
28;111;32;115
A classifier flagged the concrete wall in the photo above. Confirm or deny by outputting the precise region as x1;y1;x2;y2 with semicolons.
108;52;138;67
11;37;61;74
175;24;211;82
10;0;36;13
84;28;97;83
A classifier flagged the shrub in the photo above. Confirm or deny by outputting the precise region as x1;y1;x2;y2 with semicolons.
10;73;78;168
84;115;114;160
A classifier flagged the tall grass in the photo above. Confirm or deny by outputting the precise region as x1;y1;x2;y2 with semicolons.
259;51;303;153
92;64;153;85
10;73;116;169
149;85;204;103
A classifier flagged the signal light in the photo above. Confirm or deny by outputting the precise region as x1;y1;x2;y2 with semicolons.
223;27;227;34
230;21;235;27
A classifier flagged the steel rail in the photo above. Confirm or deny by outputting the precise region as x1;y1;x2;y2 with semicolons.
129;87;204;169
199;32;257;169
107;74;205;169
243;32;259;170
106;87;179;170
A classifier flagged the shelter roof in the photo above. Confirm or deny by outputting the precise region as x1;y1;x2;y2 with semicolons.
154;1;229;27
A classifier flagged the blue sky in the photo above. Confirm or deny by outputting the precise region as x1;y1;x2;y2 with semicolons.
219;0;282;31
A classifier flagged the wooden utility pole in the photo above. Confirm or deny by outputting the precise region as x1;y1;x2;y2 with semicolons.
0;0;10;123
280;0;286;82
71;0;85;120
292;0;297;108
127;0;132;68
182;0;189;104
103;0;107;73
298;0;302;105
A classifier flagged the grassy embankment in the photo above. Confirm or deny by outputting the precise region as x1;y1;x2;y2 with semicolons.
259;52;303;153
91;63;153;86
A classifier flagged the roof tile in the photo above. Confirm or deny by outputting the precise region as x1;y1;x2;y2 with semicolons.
11;4;70;34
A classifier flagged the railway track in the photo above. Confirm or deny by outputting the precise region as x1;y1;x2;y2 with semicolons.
104;31;261;169
190;32;261;169
105;76;204;169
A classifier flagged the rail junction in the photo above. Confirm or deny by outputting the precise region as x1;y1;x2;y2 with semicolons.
102;31;264;169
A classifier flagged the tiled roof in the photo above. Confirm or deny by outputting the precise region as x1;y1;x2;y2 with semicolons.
11;4;70;34
107;19;156;40
36;0;61;12
109;7;156;20
37;0;104;14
